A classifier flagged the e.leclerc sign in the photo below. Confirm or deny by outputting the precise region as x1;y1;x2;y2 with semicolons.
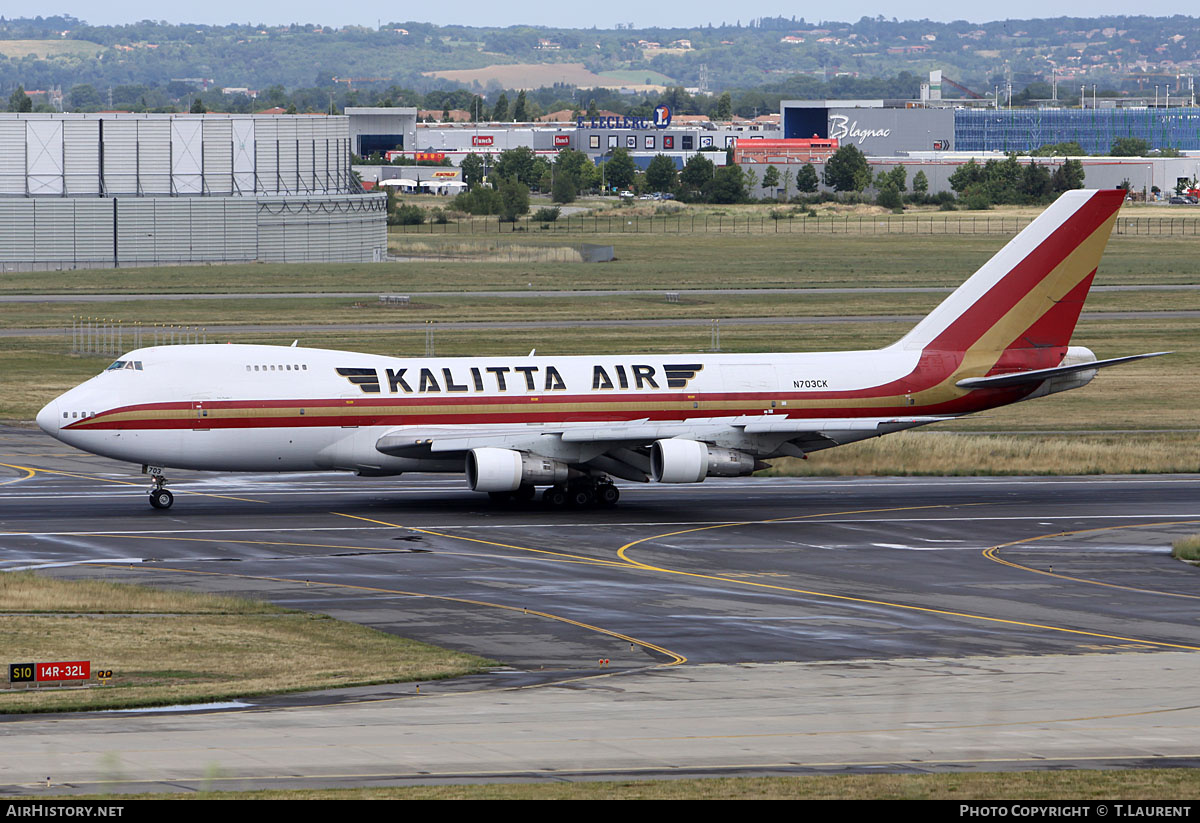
577;105;673;130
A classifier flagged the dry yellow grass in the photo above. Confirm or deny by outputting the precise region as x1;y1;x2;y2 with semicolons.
0;39;106;59
1172;535;1200;561
763;431;1200;477
397;239;584;263
38;768;1200;799
0;573;491;713
0;571;276;614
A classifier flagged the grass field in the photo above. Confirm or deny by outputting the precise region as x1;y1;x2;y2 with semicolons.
5;289;1199;330
0;39;106;59
421;62;666;90
32;768;1200;799
2;233;1200;294
0;573;492;713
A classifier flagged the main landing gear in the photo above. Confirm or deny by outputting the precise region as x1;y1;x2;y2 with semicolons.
542;479;620;509
487;478;620;509
148;472;174;510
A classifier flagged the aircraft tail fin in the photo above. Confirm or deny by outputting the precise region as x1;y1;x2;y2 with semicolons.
892;189;1124;365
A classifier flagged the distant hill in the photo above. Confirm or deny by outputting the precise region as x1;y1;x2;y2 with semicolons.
1;15;1196;112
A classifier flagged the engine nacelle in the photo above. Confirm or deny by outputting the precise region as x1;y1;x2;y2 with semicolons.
650;439;757;483
1027;345;1099;400
466;447;569;492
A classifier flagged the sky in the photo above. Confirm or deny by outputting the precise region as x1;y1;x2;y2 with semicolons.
6;2;1197;29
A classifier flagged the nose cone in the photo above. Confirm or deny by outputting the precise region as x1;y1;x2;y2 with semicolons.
36;398;60;436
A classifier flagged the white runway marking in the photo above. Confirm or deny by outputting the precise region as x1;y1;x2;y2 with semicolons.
4;513;1199;539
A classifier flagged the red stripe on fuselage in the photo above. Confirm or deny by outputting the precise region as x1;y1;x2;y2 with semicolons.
67;385;1036;432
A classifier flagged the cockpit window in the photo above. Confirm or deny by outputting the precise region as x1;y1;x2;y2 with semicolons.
104;360;143;372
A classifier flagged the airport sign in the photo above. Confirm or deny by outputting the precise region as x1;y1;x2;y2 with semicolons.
35;661;91;682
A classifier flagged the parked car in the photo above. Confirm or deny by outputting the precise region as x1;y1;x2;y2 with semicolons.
1168;196;1195;204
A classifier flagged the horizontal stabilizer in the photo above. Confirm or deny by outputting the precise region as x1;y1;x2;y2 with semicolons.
956;352;1169;390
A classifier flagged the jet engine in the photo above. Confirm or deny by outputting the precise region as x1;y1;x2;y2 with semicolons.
650;439;757;483
466;447;569;492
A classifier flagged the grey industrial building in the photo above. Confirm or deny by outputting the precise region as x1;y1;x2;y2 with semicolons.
341;97;1200;201
0;112;386;270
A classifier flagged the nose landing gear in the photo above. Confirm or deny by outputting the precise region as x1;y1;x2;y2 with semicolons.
146;469;174;510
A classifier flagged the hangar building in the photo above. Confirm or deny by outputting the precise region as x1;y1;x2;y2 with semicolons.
0;112;386;270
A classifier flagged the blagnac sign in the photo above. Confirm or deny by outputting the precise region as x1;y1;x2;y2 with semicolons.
828;114;891;144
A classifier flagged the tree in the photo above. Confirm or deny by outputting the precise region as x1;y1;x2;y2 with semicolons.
1031;141;1085;157
644;154;678;193
491;92;509;122
781;168;794;200
461;153;485;190
512;90;528;122
498;178;530;222
912;170;929;194
601;147;636;191
551;172;577;204
555;148;596;193
761;165;781;194
795;163;819;194
948;159;984;194
1050;159;1085;193
823;144;870;192
713;91;732;121
741;165;759;197
492;147;540;188
66;84;103;111
1021;162;1052;203
704;164;747;204
877;165;906;192
8;85;32;113
586;98;598;118
190;97;207;114
1110;137;1151;157
679;153;715;194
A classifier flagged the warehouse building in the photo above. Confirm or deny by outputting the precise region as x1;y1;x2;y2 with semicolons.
0;112;386;270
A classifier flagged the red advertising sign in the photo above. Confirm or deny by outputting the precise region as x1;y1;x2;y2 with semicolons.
553;135;570;147
471;135;494;146
37;661;90;682
415;152;446;163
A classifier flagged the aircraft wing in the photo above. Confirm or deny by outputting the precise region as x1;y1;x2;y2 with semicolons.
374;415;951;459
955;352;1169;390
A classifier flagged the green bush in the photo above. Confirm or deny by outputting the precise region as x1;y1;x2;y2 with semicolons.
392;204;425;225
532;206;561;223
876;187;903;210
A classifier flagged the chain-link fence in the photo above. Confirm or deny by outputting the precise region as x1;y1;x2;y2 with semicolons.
390;213;1200;237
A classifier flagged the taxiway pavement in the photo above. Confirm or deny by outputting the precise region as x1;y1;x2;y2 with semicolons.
2;427;1199;793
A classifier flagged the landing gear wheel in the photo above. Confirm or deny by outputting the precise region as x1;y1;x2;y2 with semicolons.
149;489;174;510
596;484;620;507
542;486;568;508
568;485;594;508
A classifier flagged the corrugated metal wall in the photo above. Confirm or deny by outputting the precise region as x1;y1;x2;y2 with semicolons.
0;194;383;269
0;114;383;268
